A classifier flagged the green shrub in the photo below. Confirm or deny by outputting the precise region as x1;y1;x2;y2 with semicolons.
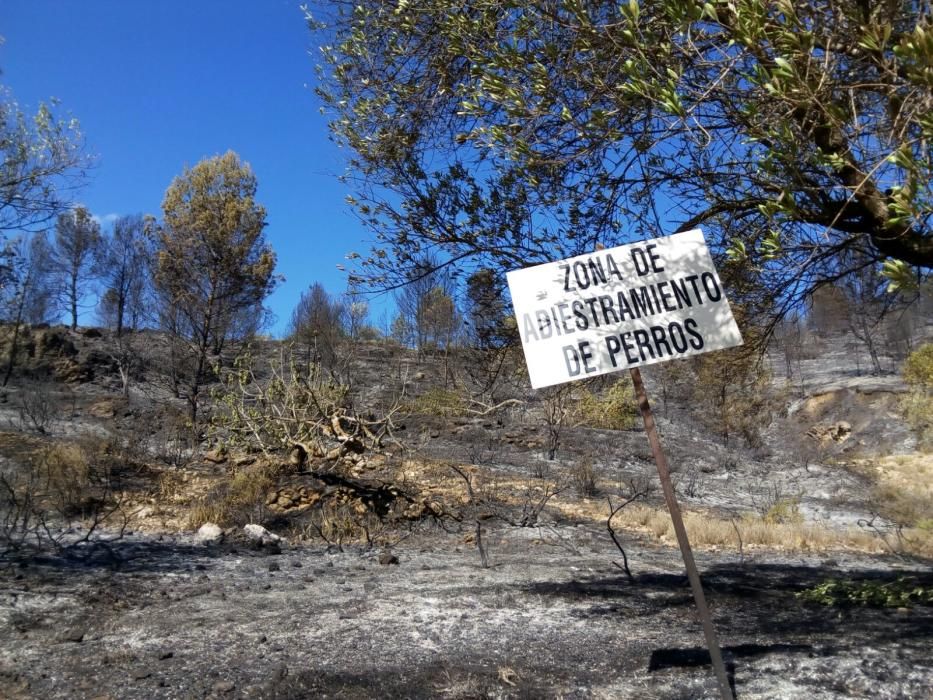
798;577;933;608
577;380;638;430
900;344;933;450
903;343;933;388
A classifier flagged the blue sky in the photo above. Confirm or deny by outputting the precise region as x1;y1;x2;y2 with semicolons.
0;0;378;335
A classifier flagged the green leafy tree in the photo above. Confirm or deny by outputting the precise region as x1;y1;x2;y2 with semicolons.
154;151;278;422
313;0;933;312
0;87;86;238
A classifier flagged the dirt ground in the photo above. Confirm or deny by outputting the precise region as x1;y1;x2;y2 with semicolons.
1;523;931;700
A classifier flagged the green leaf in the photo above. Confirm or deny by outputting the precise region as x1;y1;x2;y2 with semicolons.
726;239;747;262
881;259;918;293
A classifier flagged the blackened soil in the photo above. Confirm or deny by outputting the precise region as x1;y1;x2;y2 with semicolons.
1;526;930;700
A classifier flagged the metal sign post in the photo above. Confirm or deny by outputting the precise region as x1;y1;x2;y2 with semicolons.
630;365;733;700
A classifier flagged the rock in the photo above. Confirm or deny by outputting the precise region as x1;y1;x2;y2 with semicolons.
287;444;307;469
204;447;227;464
268;562;280;572
342;437;365;454
378;552;400;566
81;327;103;338
267;487;321;513
806;421;852;444
404;503;426;519
264;664;288;690
195;523;224;545
88;400;117;418
53;358;93;383
60;627;86;643
244;523;283;547
234;455;257;467
212;680;235;694
35;328;77;359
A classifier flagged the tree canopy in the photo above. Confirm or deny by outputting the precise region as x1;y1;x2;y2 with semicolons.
313;0;933;314
0;84;87;292
154;151;278;420
49;205;102;330
0;88;87;236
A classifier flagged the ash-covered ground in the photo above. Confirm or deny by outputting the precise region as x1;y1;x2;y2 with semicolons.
1;525;931;700
1;328;931;699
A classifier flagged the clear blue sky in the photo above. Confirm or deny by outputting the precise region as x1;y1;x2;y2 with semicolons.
0;0;378;335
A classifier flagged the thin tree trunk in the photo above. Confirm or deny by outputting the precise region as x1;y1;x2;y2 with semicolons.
2;321;22;387
70;272;79;330
2;269;32;387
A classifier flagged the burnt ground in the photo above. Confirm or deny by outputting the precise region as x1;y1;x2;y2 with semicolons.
1;328;932;699
1;525;930;700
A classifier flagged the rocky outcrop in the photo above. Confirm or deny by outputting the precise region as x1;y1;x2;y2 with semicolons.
194;522;224;545
806;421;852;444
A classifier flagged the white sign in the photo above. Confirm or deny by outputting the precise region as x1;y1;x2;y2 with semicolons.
506;229;743;389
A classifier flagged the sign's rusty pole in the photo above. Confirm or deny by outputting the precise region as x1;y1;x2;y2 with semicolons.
629;366;733;700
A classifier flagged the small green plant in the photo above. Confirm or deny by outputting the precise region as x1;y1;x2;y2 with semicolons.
901;344;933;449
577;380;638;430
903;343;933;388
798;577;933;608
406;387;466;417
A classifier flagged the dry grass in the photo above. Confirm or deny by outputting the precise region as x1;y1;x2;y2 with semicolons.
554;498;913;554
398;457;922;554
849;453;933;536
404;388;467;417
187;463;279;528
870;453;933;500
0;431;46;459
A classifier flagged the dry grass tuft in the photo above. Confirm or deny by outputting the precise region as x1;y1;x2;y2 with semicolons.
552;497;933;556
187;463;280;528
